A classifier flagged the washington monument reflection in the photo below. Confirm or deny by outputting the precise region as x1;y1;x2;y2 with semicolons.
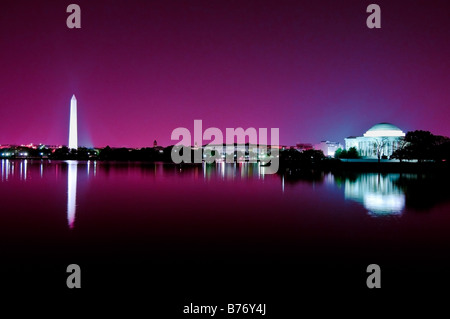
67;161;77;229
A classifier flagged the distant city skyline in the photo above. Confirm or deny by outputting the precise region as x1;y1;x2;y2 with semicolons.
1;1;449;148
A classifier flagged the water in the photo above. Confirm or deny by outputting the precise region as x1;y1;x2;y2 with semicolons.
1;159;450;309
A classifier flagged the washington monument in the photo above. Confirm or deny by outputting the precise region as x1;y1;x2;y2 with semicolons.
68;94;78;149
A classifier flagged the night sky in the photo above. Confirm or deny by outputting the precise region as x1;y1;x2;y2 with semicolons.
0;0;449;147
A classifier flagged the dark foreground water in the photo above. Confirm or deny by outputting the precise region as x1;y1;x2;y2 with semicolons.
1;159;450;314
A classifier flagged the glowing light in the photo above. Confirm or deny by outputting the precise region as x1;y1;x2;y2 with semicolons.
363;130;405;137
23;160;27;180
68;95;78;150
344;173;405;217
5;160;9;180
202;162;206;178
221;161;225;178
364;193;405;216
67;161;77;229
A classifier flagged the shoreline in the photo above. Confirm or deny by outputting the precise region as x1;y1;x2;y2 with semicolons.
2;157;449;174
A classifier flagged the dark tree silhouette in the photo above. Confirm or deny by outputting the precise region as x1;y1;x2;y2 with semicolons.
335;147;358;159
346;147;359;159
390;131;450;162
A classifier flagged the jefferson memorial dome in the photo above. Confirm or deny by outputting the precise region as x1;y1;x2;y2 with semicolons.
345;123;406;158
363;123;406;138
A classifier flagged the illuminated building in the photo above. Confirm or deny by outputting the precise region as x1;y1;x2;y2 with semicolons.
345;123;405;158
68;95;78;150
314;141;343;157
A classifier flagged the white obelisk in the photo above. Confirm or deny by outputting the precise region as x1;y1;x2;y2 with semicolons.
69;94;78;150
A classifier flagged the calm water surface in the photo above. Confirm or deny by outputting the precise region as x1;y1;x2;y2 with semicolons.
1;159;450;295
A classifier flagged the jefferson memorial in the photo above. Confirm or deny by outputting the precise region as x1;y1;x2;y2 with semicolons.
345;123;406;158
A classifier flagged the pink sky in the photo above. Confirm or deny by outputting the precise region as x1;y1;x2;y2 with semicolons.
0;0;449;147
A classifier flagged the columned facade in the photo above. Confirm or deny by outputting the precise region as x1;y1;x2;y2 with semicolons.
345;123;405;159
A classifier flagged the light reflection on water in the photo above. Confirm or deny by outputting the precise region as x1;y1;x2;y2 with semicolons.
67;161;77;229
0;160;448;228
342;174;405;217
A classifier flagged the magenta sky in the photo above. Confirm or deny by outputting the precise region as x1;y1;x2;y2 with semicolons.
0;0;449;147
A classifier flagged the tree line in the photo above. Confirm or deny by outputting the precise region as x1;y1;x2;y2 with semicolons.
390;130;450;162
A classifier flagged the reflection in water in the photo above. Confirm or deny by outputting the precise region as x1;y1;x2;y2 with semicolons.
394;174;450;211
343;173;405;217
20;160;28;180
1;159;29;181
1;160;448;223
202;162;267;180
1;159;8;181
67;161;77;229
281;170;410;217
278;168;326;187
